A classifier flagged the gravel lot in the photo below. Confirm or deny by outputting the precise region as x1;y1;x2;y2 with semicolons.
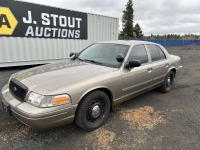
0;46;200;150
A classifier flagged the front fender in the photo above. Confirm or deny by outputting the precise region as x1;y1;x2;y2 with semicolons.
78;86;112;103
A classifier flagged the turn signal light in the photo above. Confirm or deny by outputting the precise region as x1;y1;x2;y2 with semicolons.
52;95;70;105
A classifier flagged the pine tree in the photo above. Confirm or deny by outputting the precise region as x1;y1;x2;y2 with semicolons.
121;0;134;38
134;23;143;38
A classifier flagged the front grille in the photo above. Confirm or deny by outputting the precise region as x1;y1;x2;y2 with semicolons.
9;78;28;101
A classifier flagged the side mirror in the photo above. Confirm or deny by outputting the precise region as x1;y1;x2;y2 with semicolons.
69;52;78;60
69;52;75;57
125;60;141;69
116;54;124;62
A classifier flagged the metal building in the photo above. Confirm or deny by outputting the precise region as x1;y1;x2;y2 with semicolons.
0;0;119;67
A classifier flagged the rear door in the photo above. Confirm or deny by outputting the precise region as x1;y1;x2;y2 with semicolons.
146;44;169;85
121;44;153;99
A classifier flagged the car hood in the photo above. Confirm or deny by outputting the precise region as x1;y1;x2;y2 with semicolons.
12;60;117;91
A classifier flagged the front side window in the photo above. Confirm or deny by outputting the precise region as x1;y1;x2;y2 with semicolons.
128;45;148;64
78;43;130;68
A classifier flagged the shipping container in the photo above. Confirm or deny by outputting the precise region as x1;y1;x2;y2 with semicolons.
0;0;119;67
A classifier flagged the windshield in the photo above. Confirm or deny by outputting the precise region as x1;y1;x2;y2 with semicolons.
78;43;130;68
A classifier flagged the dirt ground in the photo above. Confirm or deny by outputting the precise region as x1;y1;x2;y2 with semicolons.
0;45;200;150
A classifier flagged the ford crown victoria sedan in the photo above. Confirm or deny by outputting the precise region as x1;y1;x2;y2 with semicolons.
1;40;182;131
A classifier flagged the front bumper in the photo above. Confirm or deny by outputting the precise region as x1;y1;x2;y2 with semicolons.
1;85;77;129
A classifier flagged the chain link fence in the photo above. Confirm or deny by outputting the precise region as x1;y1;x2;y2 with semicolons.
119;37;200;47
145;40;200;47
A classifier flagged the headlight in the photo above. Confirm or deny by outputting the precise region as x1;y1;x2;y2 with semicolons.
27;92;71;107
28;92;44;106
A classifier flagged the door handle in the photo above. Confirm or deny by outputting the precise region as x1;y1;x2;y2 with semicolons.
147;68;153;73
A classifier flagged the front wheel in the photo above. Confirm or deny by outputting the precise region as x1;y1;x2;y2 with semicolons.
75;91;110;131
159;71;174;93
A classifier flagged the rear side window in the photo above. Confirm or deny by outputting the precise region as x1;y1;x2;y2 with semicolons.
147;45;166;62
128;45;148;64
156;46;166;59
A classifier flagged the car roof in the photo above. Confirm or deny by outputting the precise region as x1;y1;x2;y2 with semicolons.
98;40;157;46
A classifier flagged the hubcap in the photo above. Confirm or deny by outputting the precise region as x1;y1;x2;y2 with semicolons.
87;99;105;122
91;105;101;118
167;76;171;87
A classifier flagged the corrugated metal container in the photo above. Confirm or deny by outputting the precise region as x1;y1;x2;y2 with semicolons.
0;4;118;67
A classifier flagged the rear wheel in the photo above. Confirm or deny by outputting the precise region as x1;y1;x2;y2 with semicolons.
159;71;174;93
75;91;110;131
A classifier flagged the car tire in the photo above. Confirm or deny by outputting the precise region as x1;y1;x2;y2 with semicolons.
75;91;110;131
159;71;174;93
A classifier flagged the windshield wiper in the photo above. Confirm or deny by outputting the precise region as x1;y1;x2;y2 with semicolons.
76;57;84;61
83;59;102;65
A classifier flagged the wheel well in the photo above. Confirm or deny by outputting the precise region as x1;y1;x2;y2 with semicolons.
79;88;113;112
171;68;176;77
99;88;113;111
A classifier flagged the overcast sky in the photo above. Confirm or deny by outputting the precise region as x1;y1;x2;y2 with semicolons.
19;0;200;35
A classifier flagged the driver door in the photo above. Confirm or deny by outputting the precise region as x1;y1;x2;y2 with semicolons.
121;44;153;100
